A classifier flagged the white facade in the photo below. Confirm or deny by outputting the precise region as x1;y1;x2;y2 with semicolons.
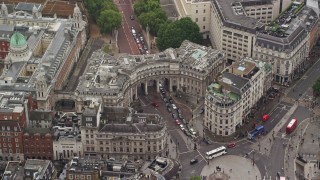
173;0;211;37
53;136;83;160
204;58;272;136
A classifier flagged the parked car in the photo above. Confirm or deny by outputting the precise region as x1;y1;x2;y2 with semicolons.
130;15;134;20
161;90;166;95
172;104;177;110
137;43;143;50
227;141;236;148
175;119;180;125
165;103;170;107
190;158;198;165
177;108;182;114
181;118;186;124
172;113;178;119
131;27;136;35
163;98;168;103
189;128;196;135
136;38;140;44
167;107;172;113
179;124;185;131
184;129;192;136
143;44;148;50
139;48;145;54
178;113;183;119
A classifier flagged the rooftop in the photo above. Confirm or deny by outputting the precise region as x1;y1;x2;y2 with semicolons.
15;2;42;12
256;3;318;51
213;0;265;33
76;40;224;95
0;91;27;113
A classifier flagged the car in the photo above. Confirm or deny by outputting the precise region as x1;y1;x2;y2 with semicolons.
145;50;149;54
169;99;174;104
136;38;140;44
189;128;196;135
179;124;185;131
140;36;144;42
137;43;143;50
181;118;186;124
131;27;136;35
184;129;192;136
172;104;177;110
139;48;145;54
178;113;183;119
163;98;168;103
165;103;170;107
227;142;236;148
130;15;134;20
190;158;198;165
177;108;182;114
167;107;172;113
175;119;180;125
151;102;158;107
143;44;148;50
161;90;166;95
172;113;177;119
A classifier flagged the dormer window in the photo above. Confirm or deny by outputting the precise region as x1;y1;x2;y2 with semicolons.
7;126;10;131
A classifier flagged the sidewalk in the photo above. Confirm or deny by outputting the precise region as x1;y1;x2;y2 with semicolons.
201;155;261;180
284;118;310;180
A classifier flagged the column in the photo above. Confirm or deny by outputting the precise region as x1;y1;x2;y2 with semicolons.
156;78;160;93
145;80;148;95
135;85;138;99
130;86;133;101
169;78;173;92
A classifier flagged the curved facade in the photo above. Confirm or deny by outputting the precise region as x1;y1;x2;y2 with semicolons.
72;40;225;112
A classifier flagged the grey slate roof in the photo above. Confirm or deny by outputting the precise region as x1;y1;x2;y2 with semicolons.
15;3;42;12
222;72;250;95
29;110;53;121
213;0;265;33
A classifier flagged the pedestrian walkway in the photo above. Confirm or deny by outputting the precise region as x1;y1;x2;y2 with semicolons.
201;155;261;180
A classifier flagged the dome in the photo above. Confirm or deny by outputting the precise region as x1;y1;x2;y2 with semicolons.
74;3;80;14
10;31;27;49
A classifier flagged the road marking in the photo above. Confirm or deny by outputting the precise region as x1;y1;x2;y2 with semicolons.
197;150;208;164
180;150;193;154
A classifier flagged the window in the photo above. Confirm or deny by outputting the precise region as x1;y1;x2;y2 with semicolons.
203;9;206;13
203;17;206;21
69;174;73;179
196;10;198;13
86;117;92;121
195;18;198;22
203;25;205;29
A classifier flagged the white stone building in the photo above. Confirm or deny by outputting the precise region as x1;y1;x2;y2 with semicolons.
204;58;272;136
53;133;83;160
253;4;318;85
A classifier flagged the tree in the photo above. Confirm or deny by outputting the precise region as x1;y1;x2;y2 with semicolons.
138;9;167;35
312;77;320;97
156;17;202;51
84;0;104;22
98;10;122;34
134;0;161;16
190;176;201;180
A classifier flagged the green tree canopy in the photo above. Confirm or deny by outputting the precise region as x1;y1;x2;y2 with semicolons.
190;176;201;180
98;10;122;34
134;0;167;36
156;17;202;51
312;77;320;96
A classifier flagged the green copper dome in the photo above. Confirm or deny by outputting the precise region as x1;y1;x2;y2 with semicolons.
10;31;27;48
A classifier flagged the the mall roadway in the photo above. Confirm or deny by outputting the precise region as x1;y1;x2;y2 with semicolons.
115;0;142;55
138;70;317;179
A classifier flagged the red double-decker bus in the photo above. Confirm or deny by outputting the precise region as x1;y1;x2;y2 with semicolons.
286;119;298;134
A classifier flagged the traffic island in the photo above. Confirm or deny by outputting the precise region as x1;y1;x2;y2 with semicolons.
201;155;261;180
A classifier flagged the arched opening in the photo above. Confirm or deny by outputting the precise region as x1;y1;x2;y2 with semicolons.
55;99;75;111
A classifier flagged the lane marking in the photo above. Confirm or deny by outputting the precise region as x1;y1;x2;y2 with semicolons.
197;149;207;164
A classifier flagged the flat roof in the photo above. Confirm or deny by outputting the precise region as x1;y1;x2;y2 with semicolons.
213;0;265;32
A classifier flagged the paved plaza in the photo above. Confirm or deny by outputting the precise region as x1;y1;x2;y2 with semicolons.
201;155;261;180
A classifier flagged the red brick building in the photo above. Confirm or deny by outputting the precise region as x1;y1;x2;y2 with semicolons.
0;91;33;128
23;128;53;160
0;40;9;60
0;120;24;161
